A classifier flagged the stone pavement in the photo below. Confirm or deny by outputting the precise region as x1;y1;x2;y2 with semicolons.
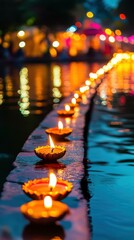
0;89;96;240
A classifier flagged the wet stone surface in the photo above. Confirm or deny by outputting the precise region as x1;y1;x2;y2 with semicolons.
0;93;92;240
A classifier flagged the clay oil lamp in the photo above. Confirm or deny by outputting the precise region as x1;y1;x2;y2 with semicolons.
22;172;73;200
45;120;72;140
34;135;66;162
74;92;81;103
64;97;79;109
20;195;69;224
57;104;74;117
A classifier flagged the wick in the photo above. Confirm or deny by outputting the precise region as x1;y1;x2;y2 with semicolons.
50;187;53;192
51;147;54;153
59;128;61;133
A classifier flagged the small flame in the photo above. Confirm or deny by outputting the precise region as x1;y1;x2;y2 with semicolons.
74;93;79;99
65;105;70;111
71;98;76;105
49;135;55;151
58;120;63;130
49;172;57;189
44;196;52;209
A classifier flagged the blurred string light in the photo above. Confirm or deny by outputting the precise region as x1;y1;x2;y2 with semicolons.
115;29;122;36
19;41;25;48
5;75;13;97
52;65;62;104
0;78;3;105
17;30;25;37
66;25;77;33
99;34;106;41
86;11;94;18
108;36;115;43
18;67;30;116
119;13;126;20
52;41;60;48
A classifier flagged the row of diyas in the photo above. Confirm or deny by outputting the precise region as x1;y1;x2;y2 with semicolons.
20;78;91;225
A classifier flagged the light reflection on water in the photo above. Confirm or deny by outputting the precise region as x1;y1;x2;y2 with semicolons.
0;61;101;192
86;60;134;240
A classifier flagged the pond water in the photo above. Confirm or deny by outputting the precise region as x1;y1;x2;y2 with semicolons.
0;61;101;194
86;60;134;240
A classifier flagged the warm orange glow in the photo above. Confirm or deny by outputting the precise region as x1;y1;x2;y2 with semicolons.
65;105;70;111
115;29;122;36
44;196;52;209
71;98;76;104
49;172;57;189
85;80;91;86
58;120;63;129
49;135;55;150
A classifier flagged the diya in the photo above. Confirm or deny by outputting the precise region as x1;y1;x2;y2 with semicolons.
74;92;81;103
22;172;73;200
64;98;79;109
20;195;69;224
34;135;66;162
57;104;74;117
45;121;72;140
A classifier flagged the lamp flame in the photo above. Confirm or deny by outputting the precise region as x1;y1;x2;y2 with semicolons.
44;196;52;209
71;98;76;104
49;135;55;152
65;105;70;111
74;93;79;99
49;172;57;190
58;120;63;130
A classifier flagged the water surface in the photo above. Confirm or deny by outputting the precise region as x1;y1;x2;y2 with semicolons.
86;60;134;240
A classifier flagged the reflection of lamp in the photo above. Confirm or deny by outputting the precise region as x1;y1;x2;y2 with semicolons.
45;120;72;139
20;196;69;224
34;135;66;162
23;222;65;240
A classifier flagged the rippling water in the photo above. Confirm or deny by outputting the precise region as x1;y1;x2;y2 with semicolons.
86;60;134;240
0;61;101;193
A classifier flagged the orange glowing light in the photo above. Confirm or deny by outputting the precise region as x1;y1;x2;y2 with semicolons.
49;135;55;151
58;121;63;130
49;172;57;190
65;105;70;111
71;98;76;104
44;196;52;209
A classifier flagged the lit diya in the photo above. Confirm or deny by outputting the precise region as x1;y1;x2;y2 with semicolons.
34;135;66;162
20;195;69;224
64;98;79;109
22;172;73;200
74;92;81;103
57;104;74;117
45;121;72;140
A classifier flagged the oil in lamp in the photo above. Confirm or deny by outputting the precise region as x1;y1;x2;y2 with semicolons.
22;172;73;200
34;135;66;162
45;120;72;140
20;195;69;224
57;104;74;117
